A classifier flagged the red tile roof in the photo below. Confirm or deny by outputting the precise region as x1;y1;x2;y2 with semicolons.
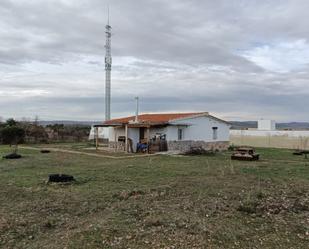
104;112;208;125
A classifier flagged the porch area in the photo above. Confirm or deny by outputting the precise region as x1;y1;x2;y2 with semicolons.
93;123;168;154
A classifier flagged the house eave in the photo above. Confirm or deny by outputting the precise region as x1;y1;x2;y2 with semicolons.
94;123;123;127
100;122;170;128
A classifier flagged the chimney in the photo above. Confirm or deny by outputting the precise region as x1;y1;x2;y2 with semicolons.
134;96;139;123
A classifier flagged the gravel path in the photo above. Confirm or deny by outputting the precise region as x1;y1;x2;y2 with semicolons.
19;146;158;159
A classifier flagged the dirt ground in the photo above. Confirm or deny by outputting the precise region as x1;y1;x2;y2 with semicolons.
0;145;308;249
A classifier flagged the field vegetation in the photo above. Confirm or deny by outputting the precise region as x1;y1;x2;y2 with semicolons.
0;145;309;248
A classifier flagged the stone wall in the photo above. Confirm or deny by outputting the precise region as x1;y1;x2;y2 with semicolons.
167;140;229;153
109;141;126;152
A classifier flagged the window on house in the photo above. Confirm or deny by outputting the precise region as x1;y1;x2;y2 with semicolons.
178;128;183;141
212;127;218;140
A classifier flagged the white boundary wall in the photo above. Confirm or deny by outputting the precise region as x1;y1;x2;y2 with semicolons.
230;130;309;150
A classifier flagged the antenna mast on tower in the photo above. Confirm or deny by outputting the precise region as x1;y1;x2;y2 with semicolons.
105;7;112;121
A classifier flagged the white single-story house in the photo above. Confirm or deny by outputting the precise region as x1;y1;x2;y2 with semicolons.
95;112;230;153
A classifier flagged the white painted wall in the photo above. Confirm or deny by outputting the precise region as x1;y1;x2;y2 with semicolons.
166;126;179;141
128;128;140;152
258;120;276;130
108;127;125;141
169;116;230;142
230;129;309;138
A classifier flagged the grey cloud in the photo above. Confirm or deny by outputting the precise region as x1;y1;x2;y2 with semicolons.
1;0;309;121
0;0;264;70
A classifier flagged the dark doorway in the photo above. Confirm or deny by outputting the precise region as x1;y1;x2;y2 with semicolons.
139;127;145;141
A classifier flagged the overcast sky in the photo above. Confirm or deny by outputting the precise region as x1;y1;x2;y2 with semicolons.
1;0;309;122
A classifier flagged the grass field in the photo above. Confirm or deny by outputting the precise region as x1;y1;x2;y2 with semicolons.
0;145;309;249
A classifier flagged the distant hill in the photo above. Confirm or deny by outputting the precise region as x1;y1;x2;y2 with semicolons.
38;121;102;127
36;120;309;130
230;121;257;129
230;121;309;130
277;122;309;130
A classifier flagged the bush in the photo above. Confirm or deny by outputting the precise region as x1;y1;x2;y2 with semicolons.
1;126;25;146
46;124;90;142
1;125;25;154
228;144;236;151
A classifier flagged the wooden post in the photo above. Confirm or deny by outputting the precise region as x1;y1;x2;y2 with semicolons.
114;127;117;152
146;127;150;154
95;127;99;151
125;124;128;152
146;127;150;142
